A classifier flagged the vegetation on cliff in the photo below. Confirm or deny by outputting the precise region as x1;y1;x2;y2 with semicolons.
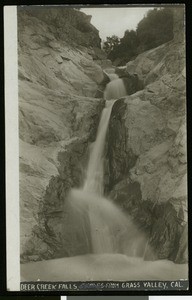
103;7;174;66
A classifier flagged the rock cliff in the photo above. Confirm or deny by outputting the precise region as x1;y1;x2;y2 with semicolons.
107;7;187;263
18;6;106;261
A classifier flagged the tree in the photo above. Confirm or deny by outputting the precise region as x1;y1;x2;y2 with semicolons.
136;7;174;52
104;7;174;66
103;35;120;55
108;30;139;66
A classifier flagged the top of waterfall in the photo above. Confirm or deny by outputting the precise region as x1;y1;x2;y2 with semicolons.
103;68;119;82
108;73;119;81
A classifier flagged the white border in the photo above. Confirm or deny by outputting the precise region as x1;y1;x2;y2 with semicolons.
4;6;20;291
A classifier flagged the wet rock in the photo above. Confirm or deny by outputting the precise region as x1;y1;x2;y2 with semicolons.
115;67;144;94
122;76;143;95
106;99;138;190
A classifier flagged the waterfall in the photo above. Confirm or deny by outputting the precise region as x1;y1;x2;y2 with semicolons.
81;99;118;253
83;72;126;195
68;73;145;255
83;100;115;195
21;72;185;283
104;72;127;100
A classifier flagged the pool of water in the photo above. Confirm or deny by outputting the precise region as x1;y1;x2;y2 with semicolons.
21;253;188;282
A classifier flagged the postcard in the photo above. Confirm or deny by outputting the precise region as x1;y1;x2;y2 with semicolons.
5;4;188;292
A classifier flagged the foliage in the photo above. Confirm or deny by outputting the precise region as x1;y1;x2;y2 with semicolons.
136;7;174;52
103;35;120;54
104;7;174;66
108;30;139;64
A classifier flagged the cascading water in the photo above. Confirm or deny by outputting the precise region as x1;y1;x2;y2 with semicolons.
68;72;145;255
21;72;188;283
104;72;127;100
83;100;115;195
82;99;123;253
83;71;127;196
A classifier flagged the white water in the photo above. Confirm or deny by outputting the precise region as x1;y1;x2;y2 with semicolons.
68;188;145;255
77;73;131;254
68;73;144;255
83;100;115;195
21;254;188;282
104;72;127;100
108;73;119;81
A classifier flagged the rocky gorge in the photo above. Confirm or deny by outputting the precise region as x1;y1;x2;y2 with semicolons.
19;5;187;269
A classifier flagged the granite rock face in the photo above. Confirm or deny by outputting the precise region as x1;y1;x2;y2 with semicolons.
20;6;101;49
107;7;187;263
18;7;105;261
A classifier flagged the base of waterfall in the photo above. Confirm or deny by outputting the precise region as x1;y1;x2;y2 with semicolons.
21;253;187;282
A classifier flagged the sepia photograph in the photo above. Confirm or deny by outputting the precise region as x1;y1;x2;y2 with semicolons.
5;3;188;292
